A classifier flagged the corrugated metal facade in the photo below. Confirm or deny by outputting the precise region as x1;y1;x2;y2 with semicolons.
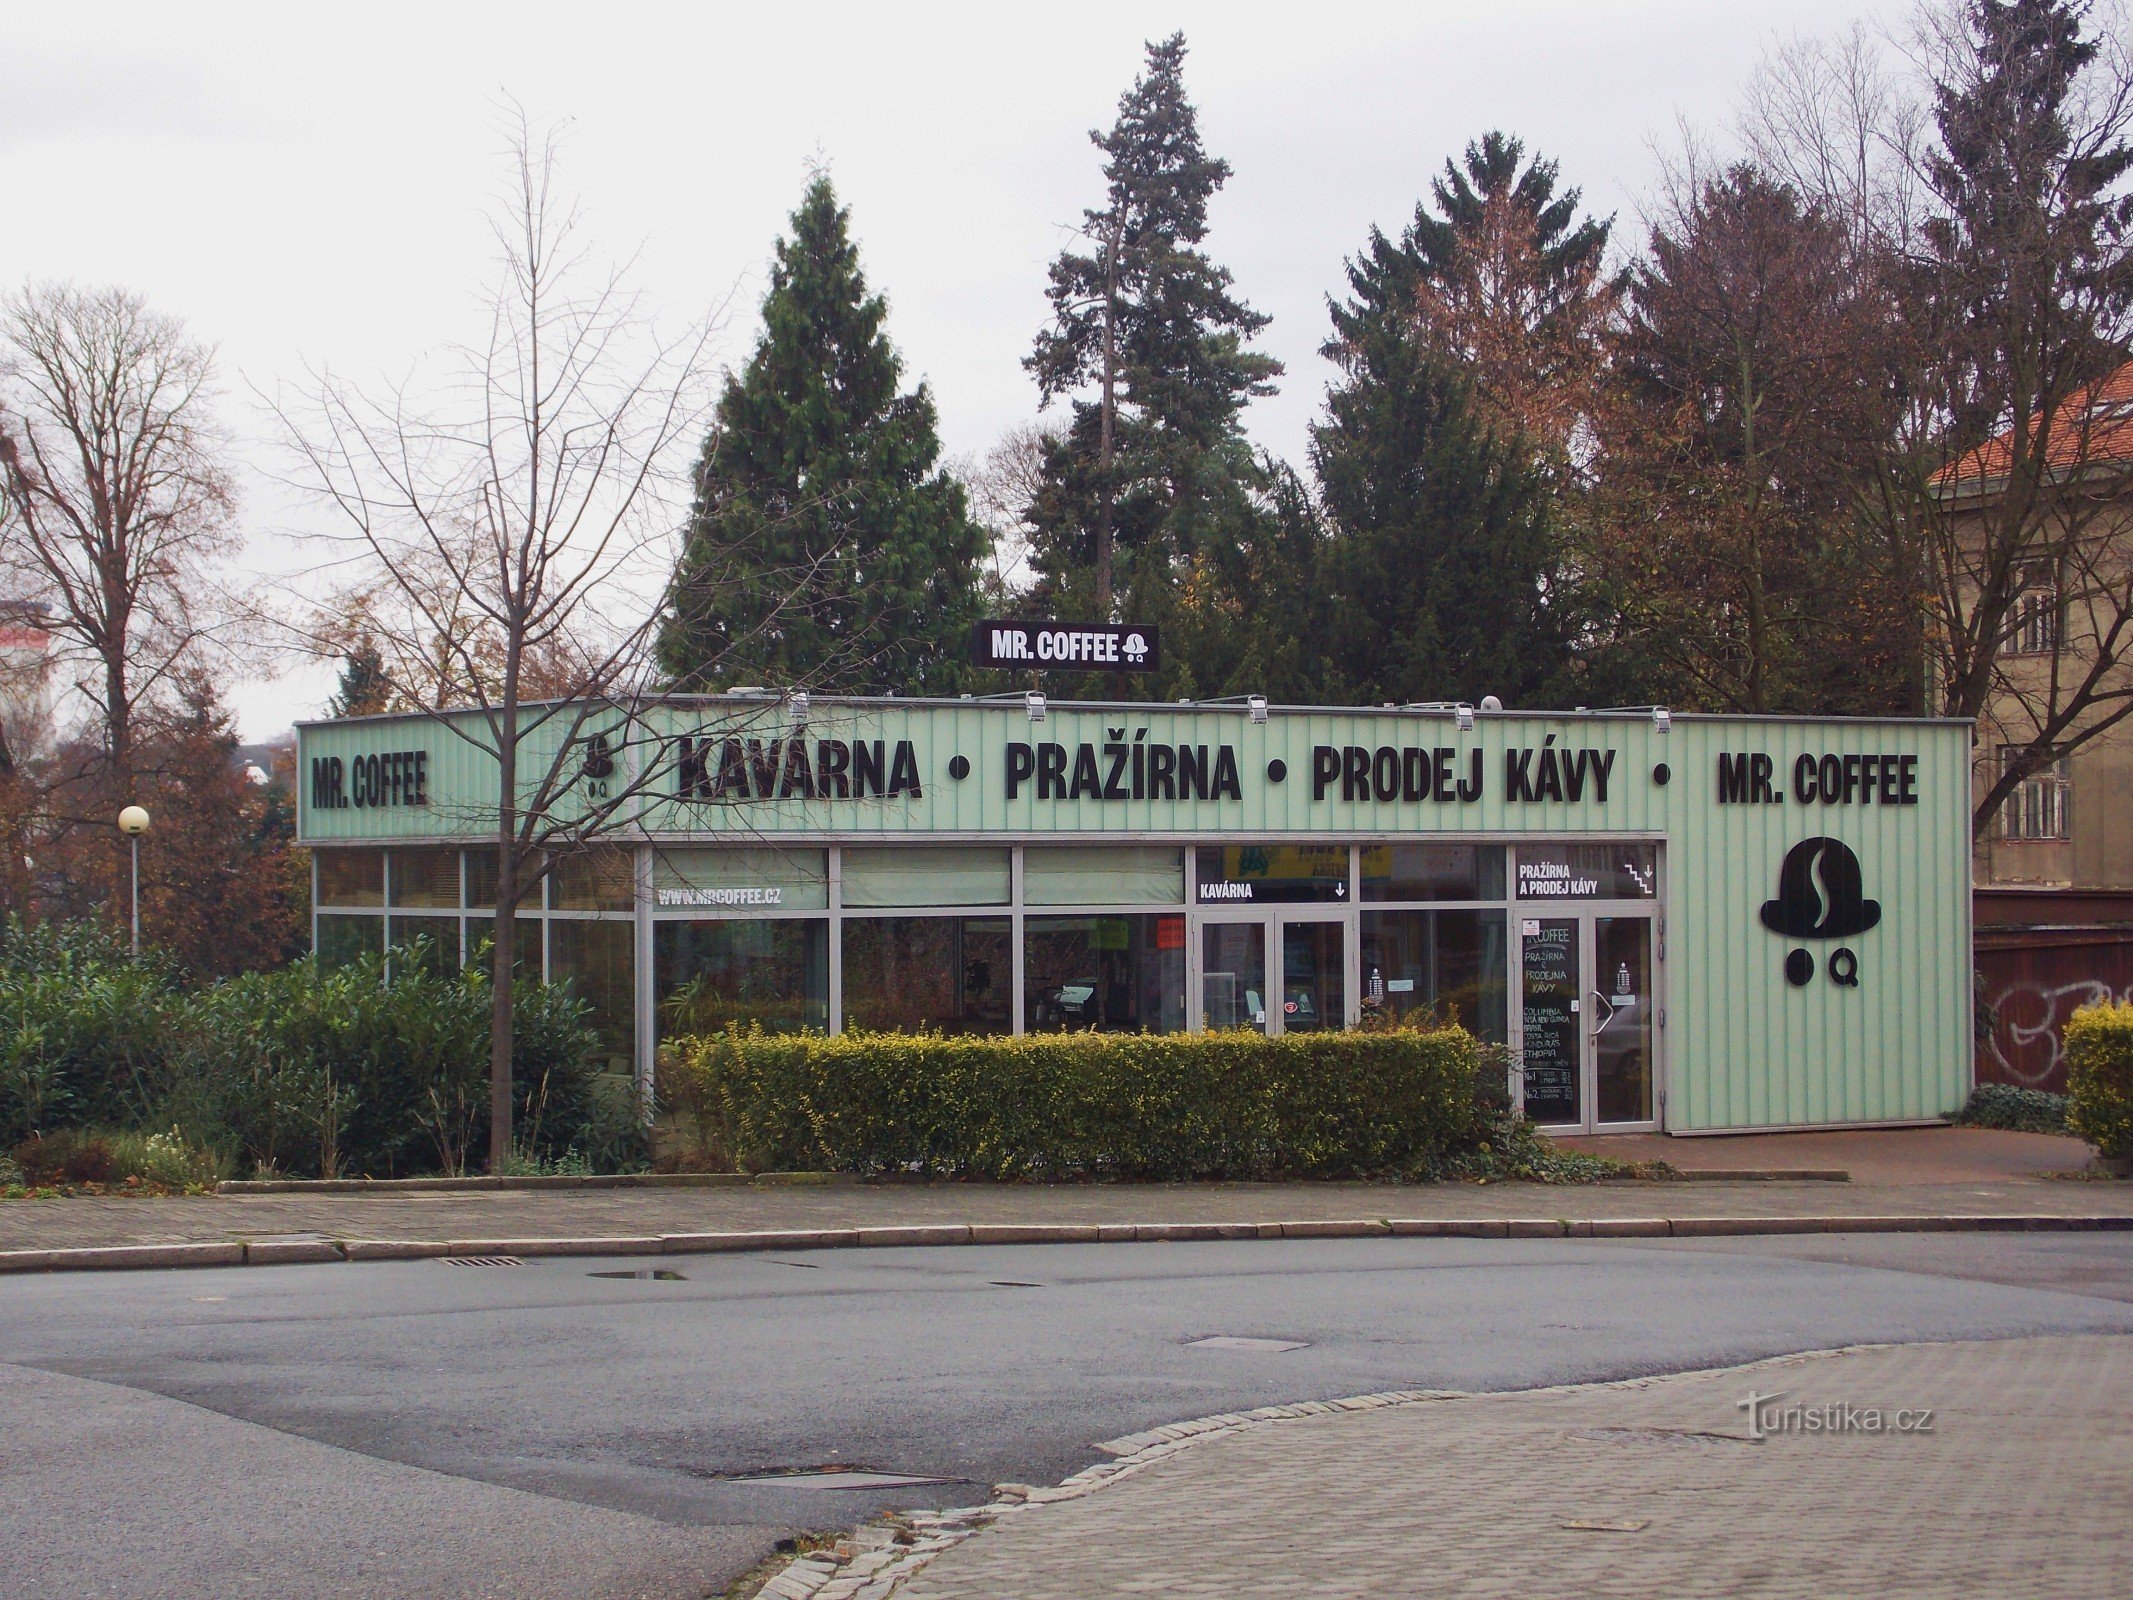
298;699;1974;1132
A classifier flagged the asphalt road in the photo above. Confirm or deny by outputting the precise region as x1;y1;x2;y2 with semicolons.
4;1233;2132;1600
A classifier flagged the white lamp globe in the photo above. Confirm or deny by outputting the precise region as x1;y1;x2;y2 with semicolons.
117;805;151;836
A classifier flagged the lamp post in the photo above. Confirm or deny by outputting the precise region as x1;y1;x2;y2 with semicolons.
117;806;151;958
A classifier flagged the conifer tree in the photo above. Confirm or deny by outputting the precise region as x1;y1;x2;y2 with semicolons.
1025;33;1280;623
660;176;985;694
1330;132;1617;454
1310;315;1577;708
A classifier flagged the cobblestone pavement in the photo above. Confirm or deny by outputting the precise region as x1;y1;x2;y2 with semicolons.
881;1335;2131;1600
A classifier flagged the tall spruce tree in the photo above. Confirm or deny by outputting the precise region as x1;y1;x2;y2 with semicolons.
1310;312;1578;708
660;176;985;694
1025;33;1280;626
1330;132;1617;454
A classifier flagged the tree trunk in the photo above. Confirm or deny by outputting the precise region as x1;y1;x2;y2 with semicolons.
1095;213;1122;618
488;717;518;1173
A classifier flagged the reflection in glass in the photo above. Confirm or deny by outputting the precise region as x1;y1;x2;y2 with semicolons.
843;917;1012;1034
465;915;543;981
549;920;637;1072
1024;915;1186;1033
389;848;460;908
654;919;828;1036
388;914;461;978
550;848;635;911
1360;844;1505;902
1594;916;1654;1122
466;850;545;910
316;912;383;968
1359;910;1507;1041
317;850;383;908
840;848;1010;908
1279;921;1345;1031
1200;921;1268;1031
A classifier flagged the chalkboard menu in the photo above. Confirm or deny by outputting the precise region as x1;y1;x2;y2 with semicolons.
1521;919;1580;1124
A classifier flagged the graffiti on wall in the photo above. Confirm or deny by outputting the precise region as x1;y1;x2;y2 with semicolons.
1981;975;2133;1091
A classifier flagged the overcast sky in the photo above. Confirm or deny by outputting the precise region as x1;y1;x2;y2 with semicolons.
0;0;1915;737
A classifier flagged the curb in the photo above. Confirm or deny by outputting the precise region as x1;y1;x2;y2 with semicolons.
2;1212;2129;1275
214;1171;846;1195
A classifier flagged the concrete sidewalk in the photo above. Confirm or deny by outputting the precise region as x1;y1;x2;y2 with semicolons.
0;1127;2125;1269
795;1336;2129;1600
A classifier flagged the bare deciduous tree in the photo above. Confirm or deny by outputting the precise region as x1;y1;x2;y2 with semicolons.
279;114;724;1169
0;284;236;782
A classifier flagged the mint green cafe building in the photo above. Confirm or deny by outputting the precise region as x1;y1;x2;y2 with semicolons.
296;696;1974;1137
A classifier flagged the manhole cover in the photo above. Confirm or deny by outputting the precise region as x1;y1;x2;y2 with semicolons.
439;1255;522;1268
710;1466;959;1490
1186;1335;1309;1353
589;1268;687;1281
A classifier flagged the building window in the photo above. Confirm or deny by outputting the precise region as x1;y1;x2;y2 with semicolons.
1359;909;1508;1042
2007;576;2061;656
1025;914;1187;1033
654;919;829;1036
843;916;1012;1034
1999;748;2070;840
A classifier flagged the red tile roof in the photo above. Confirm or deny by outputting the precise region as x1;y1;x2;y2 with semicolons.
1938;359;2133;489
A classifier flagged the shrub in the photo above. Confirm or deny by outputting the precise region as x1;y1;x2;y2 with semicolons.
13;1129;116;1186
658;1024;1487;1180
1952;1083;2072;1136
0;920;183;1145
2066;1003;2133;1161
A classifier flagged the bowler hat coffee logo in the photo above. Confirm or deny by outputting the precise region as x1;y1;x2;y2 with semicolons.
1762;836;1877;988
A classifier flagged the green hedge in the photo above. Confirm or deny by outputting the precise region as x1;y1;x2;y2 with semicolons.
0;918;643;1179
2066;1002;2133;1160
657;1025;1488;1180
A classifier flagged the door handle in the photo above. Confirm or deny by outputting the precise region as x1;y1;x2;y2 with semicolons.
1588;991;1616;1037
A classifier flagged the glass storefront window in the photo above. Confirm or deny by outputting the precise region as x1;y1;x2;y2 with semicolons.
316;912;383;968
841;847;1010;908
466;849;545;910
317;850;383;908
551;847;635;911
1515;843;1658;900
388;848;460;908
652;847;828;911
1025;914;1186;1033
1024;846;1184;906
1195;844;1351;904
464;914;542;980
388;914;461;977
654;919;828;1035
549;919;636;1072
842;916;1011;1034
1359;909;1508;1042
1361;843;1505;902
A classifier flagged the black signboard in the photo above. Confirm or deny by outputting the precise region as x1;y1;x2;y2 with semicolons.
970;620;1159;673
1520;918;1581;1124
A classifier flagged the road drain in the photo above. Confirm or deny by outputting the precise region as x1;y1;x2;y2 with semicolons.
1186;1335;1309;1353
439;1255;523;1268
1571;1427;1754;1449
589;1268;687;1281
705;1466;959;1490
989;1280;1043;1288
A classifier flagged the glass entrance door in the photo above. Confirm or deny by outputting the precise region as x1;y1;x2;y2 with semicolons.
1518;913;1659;1130
1199;913;1347;1034
1276;915;1345;1033
1199;918;1268;1032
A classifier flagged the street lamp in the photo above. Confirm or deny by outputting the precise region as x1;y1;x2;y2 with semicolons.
117;805;150;958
